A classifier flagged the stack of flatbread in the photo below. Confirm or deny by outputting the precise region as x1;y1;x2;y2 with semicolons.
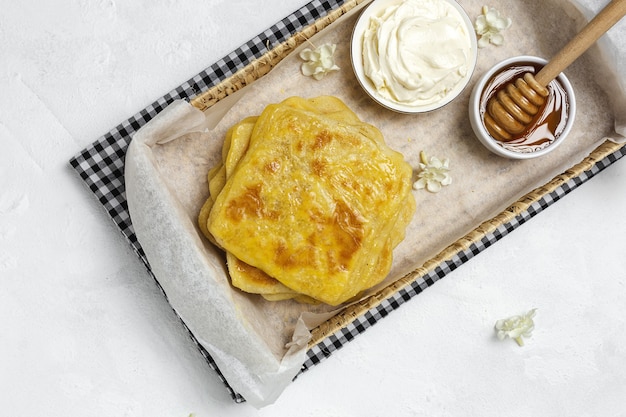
198;96;415;306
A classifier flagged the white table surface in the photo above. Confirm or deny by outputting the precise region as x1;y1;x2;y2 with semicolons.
2;0;625;415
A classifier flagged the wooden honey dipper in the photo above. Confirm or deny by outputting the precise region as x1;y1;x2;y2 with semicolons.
484;0;626;141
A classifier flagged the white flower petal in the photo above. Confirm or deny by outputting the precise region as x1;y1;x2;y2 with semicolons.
426;180;442;193
474;16;487;33
299;48;314;60
477;36;490;48
490;33;505;46
485;10;499;24
495;17;512;30
413;178;427;190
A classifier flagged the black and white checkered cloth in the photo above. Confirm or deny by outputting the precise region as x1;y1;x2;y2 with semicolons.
69;0;626;403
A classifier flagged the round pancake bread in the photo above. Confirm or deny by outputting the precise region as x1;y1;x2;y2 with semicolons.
202;96;415;306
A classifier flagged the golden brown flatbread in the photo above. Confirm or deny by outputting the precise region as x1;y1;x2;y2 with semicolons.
201;96;415;305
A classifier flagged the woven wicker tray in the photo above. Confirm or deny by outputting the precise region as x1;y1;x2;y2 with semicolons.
70;0;626;403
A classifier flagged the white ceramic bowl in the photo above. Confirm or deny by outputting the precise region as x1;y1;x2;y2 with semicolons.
350;0;477;113
469;55;577;159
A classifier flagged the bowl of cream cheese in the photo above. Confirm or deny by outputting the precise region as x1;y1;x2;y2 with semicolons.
351;0;477;113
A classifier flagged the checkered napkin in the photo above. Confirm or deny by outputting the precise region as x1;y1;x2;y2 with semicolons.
68;0;626;403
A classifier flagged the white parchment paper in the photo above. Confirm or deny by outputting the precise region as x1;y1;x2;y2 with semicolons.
125;0;626;407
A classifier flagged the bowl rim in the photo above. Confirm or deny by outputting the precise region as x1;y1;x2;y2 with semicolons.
468;55;577;159
350;0;478;114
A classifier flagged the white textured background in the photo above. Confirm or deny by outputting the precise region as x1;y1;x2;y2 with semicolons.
1;0;625;415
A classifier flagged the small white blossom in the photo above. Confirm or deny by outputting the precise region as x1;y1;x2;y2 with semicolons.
474;6;512;48
413;151;451;193
495;308;537;346
299;43;340;80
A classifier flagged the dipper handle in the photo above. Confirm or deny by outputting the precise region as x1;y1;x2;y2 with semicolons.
535;0;626;86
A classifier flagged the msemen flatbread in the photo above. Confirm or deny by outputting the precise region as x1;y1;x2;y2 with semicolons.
201;96;415;306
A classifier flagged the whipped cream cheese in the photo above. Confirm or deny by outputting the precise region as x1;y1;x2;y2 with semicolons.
362;0;473;108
